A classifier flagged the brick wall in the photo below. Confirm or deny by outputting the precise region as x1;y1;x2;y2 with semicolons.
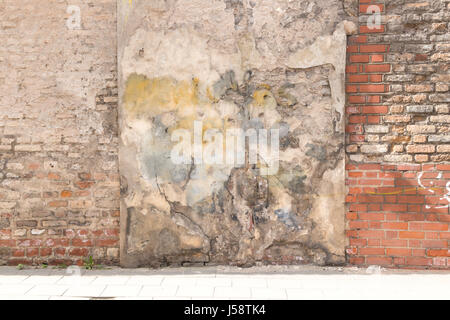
0;0;448;269
346;0;450;268
0;0;120;266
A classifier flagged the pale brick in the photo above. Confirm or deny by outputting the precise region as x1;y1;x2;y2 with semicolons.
407;64;435;74
412;94;428;103
430;115;450;123
385;75;414;82
406;125;436;133
349;154;364;162
0;202;17;209
436;145;450;153
436;83;449;92
406;105;433;113
431;23;447;33
69;200;93;209
406;145;435;153
42;220;67;228
431;154;450;161
13;229;27;237
390;105;404;113
107;248;119;259
435;44;450;52
1;138;15;144
430;52;450;62
366;135;380;142
415;154;429;162
15;145;41;152
384;154;413;162
431;74;450;82
391;95;410;103
436;105;449;113
365;125;389;133
429;94;450;103
384;115;411;123
412;135;427;143
391;84;403;92
103;96;118;103
31;229;46;236
428;135;450;142
6;163;24;170
360;145;388;154
405;84;434;93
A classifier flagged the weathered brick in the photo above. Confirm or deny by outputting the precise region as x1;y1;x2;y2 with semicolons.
405;84;434;93
361;145;388;154
436;83;449;92
14;145;42;152
384;115;411;123
412;135;427;143
415;154;429;162
429;94;450;103
431;74;450;82
436;145;450;153
406;125;436;134
406;64;435;74
16;220;38;228
365;125;389;133
383;154;413;162
406;145;435;153
428;135;450;143
430;115;450;123
430;52;450;62
42;220;68;228
405;105;434;113
1;0;449;271
385;75;414;82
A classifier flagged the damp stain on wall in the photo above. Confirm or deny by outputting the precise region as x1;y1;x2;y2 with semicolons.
118;0;352;268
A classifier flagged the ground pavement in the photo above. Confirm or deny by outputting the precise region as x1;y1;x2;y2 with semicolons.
0;265;448;300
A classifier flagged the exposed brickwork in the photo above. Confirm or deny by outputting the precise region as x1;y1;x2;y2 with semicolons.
346;163;450;268
0;0;448;269
0;0;119;266
346;0;450;268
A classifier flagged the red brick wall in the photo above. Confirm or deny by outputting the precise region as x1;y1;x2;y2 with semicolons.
346;163;450;268
345;0;450;269
1;0;448;270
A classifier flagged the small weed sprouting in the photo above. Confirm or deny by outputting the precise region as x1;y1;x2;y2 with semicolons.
84;256;95;270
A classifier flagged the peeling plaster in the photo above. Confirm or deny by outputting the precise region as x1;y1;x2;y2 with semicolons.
118;0;354;268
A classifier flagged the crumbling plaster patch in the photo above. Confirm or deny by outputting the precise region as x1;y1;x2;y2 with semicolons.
118;0;356;267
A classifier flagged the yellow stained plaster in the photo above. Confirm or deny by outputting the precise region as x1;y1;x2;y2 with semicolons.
123;0;133;24
123;74;199;117
252;89;272;106
123;74;279;151
206;86;218;103
123;74;230;138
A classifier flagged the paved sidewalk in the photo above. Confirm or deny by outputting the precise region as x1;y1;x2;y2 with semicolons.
0;265;449;300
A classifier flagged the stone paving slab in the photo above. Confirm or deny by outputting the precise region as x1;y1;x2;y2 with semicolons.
0;265;449;300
